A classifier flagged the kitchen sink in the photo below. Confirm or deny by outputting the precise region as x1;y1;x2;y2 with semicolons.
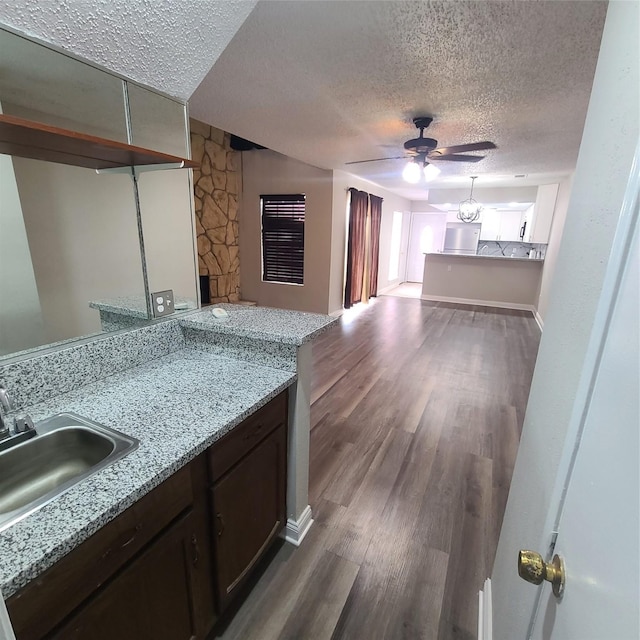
0;413;139;532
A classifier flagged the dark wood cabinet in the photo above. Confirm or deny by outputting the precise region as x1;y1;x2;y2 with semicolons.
6;463;202;640
5;390;289;639
211;421;287;609
49;511;199;640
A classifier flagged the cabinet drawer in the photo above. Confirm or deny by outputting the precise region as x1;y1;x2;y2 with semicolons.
208;391;287;483
7;464;194;640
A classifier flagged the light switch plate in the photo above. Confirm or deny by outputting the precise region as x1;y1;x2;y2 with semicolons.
151;289;174;318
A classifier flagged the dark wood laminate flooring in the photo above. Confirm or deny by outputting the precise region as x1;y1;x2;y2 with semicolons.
213;296;540;640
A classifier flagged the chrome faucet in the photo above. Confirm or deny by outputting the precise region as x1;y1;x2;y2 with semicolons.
0;385;14;439
0;384;35;440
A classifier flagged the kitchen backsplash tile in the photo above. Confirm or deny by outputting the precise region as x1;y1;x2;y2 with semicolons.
477;241;547;259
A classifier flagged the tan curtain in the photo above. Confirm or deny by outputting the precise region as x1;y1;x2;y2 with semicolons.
344;188;369;309
368;194;383;297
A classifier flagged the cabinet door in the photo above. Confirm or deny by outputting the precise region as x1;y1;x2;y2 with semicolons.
211;423;287;610
479;209;500;240
499;210;526;242
531;183;559;243
49;512;201;640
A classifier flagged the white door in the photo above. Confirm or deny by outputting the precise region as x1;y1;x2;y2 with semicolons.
405;213;445;282
525;181;639;639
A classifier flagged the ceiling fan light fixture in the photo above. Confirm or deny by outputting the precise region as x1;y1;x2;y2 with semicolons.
402;160;421;183
458;176;483;223
423;162;441;182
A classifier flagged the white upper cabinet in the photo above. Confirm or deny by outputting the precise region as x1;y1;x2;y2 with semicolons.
479;208;500;240
529;183;559;243
478;208;524;241
498;210;525;241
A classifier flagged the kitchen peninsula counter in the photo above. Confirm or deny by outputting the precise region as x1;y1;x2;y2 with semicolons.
429;253;544;262
421;252;544;311
0;304;337;600
0;350;294;598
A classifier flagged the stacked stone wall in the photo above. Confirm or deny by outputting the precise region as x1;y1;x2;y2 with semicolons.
190;119;240;303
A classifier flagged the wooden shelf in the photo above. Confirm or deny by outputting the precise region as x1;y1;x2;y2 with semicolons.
0;113;198;170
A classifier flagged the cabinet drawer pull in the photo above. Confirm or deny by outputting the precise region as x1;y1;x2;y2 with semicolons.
216;513;225;537
121;524;143;548
191;533;199;566
101;523;143;559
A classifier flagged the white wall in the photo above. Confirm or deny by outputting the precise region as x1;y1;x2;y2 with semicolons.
0;150;44;355
240;150;334;314
329;171;411;313
491;3;639;638
12;159;145;343
425;185;539;206
536;176;573;323
410;201;441;212
137;170;198;301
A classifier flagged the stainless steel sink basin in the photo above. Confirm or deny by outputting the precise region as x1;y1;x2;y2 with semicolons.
0;413;138;532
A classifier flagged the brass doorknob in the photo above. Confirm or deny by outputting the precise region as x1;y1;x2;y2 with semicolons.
518;550;565;598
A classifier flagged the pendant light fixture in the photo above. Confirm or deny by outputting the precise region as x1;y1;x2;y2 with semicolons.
458;175;483;222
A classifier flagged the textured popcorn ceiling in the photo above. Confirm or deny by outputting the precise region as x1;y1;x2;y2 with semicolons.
0;0;257;100
190;0;608;197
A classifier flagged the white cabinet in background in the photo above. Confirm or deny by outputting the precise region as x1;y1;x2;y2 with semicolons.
479;209;524;242
528;183;559;243
479;208;500;240
499;210;525;241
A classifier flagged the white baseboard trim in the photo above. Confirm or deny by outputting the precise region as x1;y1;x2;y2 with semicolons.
377;282;403;295
478;578;493;640
534;310;544;331
329;308;344;318
420;294;536;314
282;505;314;546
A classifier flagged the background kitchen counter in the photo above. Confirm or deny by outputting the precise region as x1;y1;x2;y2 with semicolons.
421;252;544;310
428;252;544;262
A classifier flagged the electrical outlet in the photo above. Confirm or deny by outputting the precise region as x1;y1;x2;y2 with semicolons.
151;289;175;318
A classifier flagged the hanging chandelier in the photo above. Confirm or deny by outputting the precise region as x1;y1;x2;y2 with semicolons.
458;176;483;222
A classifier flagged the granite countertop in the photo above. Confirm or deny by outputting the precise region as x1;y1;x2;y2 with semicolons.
426;253;544;262
0;349;295;599
180;303;338;345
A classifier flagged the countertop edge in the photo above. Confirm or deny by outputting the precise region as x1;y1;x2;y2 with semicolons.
425;253;544;262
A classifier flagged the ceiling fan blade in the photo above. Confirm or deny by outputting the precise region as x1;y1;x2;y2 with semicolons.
432;154;486;162
431;141;497;155
344;156;406;165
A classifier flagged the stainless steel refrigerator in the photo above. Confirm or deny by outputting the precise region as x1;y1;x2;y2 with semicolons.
443;223;481;255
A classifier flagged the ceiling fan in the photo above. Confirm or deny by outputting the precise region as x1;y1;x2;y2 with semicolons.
345;116;497;183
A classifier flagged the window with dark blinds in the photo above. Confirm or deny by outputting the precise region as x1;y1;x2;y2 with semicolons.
261;194;305;285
